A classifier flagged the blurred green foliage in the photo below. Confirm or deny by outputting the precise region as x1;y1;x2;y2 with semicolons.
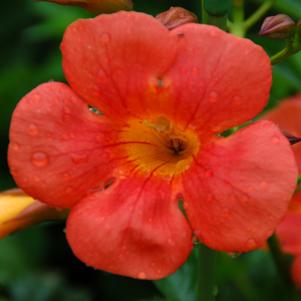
1;0;301;300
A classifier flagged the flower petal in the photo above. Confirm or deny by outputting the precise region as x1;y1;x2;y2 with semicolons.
62;12;271;133
277;212;301;255
66;176;192;279
263;95;301;172
277;191;301;255
8;82;120;208
168;24;271;133
0;189;64;238
61;12;177;118
182;121;297;252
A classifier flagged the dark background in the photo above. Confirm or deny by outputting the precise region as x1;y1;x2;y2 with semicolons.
1;1;301;300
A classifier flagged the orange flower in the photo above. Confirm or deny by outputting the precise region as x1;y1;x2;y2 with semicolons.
8;12;297;279
0;189;65;238
41;0;133;13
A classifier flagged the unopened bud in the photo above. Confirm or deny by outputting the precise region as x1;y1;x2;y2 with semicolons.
0;189;67;238
259;14;295;39
156;7;198;30
40;0;133;14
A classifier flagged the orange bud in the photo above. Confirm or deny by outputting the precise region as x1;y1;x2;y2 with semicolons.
39;0;133;14
155;7;198;30
259;14;295;39
0;189;66;238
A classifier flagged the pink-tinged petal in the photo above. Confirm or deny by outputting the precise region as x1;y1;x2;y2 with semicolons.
66;176;192;279
182;121;297;252
61;12;177;118
277;212;301;255
263;95;301;172
8;82;121;209
277;190;301;255
168;24;271;134
292;255;301;288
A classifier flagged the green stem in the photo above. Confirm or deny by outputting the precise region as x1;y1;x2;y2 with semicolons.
244;0;275;30
201;0;208;24
231;0;245;37
270;39;301;65
268;235;300;300
197;244;217;301
268;235;292;285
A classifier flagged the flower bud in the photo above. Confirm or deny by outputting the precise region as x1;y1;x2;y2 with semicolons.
40;0;133;14
259;14;295;39
0;189;66;238
155;7;198;30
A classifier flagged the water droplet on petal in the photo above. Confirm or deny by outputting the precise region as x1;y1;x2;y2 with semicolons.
28;124;38;136
204;170;213;178
233;96;241;104
137;272;146;280
206;194;214;202
272;136;280;144
260;181;267;190
208;91;218;103
100;32;111;44
245;238;257;249
228;252;241;259
71;153;88;164
11;143;20;151
65;187;72;194
31;152;49;167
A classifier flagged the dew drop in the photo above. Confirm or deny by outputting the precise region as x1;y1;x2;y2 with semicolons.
11;143;20;151
228;252;241;259
271;136;280;144
233;96;241;104
65;187;72;194
137;272;146;280
260;181;267;190
28;124;38;136
71;153;88;164
245;238;257;249
204;170;213;178
31;152;49;167
206;194;214;202
100;32;111;44
208;91;218;103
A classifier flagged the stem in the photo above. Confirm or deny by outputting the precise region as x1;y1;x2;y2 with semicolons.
197;244;217;301
244;0;275;30
201;0;208;24
268;235;300;300
268;235;292;285
231;0;245;37
270;38;301;65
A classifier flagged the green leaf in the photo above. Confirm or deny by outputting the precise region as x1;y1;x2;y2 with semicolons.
154;248;199;301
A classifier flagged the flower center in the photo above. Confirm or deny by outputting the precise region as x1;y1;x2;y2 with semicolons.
118;117;200;177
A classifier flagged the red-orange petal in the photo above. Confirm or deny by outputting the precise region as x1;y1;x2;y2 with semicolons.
277;190;301;255
292;255;301;288
182;121;297;252
169;24;271;134
8;82;120;208
62;12;271;135
61;12;177;119
263;95;301;172
66;176;192;279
